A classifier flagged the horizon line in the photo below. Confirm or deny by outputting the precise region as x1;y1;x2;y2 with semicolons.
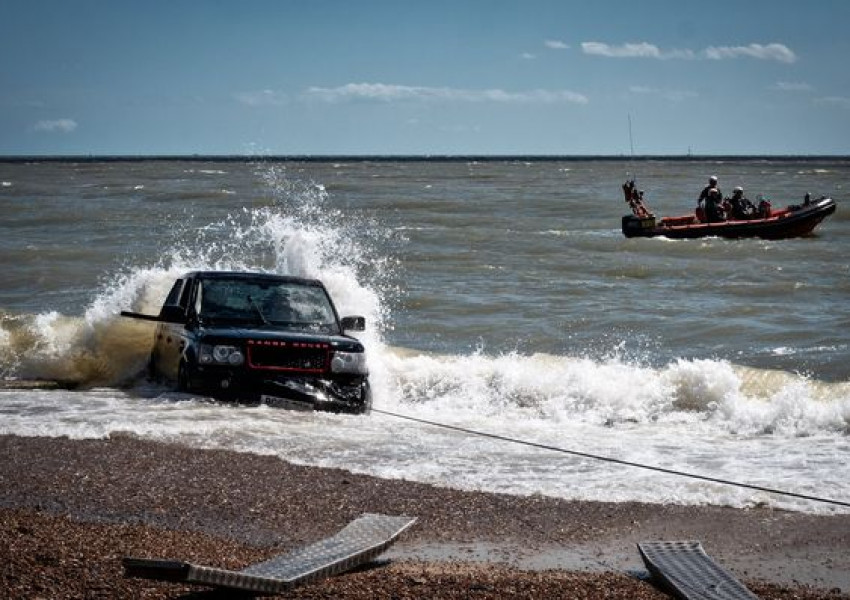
1;153;849;163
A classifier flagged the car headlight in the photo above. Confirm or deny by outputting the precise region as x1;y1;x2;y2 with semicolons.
199;344;245;366
330;351;368;375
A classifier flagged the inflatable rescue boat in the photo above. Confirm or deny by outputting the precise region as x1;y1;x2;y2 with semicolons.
621;180;836;240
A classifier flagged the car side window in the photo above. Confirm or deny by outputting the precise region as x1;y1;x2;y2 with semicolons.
164;279;184;306
179;279;195;309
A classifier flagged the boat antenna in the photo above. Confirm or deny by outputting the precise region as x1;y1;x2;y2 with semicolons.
627;114;637;182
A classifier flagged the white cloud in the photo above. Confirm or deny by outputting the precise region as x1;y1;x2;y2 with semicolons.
520;52;536;60
629;85;698;102
235;90;288;106
816;96;850;109
773;81;813;92
705;43;796;64
582;42;694;60
545;40;569;50
582;41;796;63
305;83;588;105
33;118;77;133
773;82;814;94
439;123;483;134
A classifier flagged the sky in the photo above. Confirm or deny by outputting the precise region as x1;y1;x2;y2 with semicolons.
2;0;849;156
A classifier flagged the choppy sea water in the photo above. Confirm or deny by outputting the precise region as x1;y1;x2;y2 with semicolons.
0;158;848;514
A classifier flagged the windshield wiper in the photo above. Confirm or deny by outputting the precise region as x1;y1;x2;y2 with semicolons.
247;295;270;325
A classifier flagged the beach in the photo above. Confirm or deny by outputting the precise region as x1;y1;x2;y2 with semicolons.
1;434;847;599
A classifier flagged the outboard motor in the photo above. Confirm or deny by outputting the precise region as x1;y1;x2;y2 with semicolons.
622;214;657;237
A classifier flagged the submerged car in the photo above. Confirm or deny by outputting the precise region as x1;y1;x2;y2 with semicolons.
122;271;371;414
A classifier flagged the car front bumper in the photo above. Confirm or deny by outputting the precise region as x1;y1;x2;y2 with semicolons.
188;365;371;414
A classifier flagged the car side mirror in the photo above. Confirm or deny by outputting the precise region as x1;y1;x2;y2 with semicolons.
340;316;366;332
158;305;188;324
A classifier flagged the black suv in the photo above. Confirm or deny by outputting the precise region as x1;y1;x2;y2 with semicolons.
122;271;371;414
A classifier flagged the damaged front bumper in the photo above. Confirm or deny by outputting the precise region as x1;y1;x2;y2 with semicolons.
188;364;371;414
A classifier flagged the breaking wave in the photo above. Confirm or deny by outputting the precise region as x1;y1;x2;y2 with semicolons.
383;350;850;437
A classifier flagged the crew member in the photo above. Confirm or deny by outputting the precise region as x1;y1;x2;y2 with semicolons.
704;187;726;223
727;186;755;220
696;175;721;222
698;175;721;205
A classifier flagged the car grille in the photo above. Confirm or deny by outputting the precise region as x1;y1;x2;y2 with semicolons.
246;340;329;373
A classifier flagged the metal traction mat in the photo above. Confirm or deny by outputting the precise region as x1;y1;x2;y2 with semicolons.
638;541;759;600
123;513;416;594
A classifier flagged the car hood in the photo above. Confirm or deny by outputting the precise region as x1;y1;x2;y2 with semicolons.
196;325;364;352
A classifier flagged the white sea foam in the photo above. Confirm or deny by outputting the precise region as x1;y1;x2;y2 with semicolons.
376;350;850;435
2;361;847;513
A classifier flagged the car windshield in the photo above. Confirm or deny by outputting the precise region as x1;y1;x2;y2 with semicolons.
197;278;339;332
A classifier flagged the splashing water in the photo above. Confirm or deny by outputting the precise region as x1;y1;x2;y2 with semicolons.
1;164;393;387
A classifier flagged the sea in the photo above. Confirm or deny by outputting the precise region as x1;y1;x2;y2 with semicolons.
1;157;848;515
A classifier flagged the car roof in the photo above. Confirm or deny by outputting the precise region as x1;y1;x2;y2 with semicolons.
182;271;325;287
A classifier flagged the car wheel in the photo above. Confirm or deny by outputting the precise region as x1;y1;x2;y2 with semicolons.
177;360;194;393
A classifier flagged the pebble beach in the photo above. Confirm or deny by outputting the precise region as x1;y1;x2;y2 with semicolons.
1;434;848;599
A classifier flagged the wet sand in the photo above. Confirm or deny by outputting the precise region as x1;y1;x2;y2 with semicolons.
1;434;848;599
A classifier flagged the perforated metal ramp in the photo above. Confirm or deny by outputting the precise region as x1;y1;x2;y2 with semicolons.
123;513;416;594
638;541;759;600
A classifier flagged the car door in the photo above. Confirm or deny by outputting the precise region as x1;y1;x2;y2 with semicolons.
153;277;194;382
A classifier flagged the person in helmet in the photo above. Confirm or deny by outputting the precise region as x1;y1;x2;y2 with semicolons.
696;175;722;222
727;186;755;219
704;187;726;222
698;175;721;205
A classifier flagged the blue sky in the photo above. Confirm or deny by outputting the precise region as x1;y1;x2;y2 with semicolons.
2;0;849;155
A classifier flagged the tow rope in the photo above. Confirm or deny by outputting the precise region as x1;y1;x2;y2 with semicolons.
372;408;850;510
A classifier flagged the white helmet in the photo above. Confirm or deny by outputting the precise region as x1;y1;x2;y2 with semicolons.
709;175;718;184
733;186;743;193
